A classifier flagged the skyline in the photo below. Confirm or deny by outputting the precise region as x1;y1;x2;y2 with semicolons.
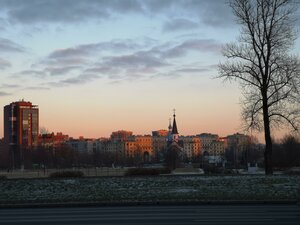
0;0;299;141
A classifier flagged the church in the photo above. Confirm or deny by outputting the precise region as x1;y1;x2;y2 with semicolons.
165;110;184;169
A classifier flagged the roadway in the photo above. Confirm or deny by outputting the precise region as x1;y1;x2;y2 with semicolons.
0;204;299;225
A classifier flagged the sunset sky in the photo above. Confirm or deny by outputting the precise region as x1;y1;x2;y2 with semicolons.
0;0;299;141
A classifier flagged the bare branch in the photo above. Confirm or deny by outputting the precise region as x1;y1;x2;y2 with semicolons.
220;0;300;174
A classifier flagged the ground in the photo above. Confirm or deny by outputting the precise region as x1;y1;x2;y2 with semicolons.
0;175;299;205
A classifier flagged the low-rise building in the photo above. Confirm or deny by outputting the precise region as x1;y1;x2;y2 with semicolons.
197;133;219;154
110;130;133;142
38;132;69;149
128;135;153;161
209;140;226;156
182;136;201;160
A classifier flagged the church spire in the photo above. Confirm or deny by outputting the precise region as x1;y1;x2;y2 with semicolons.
168;117;172;131
172;109;178;134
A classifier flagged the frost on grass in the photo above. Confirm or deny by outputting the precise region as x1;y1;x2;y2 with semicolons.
0;176;299;204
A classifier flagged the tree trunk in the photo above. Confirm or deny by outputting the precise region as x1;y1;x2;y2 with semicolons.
262;92;273;175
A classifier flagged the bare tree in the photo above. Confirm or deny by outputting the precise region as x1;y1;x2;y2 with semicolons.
219;0;300;174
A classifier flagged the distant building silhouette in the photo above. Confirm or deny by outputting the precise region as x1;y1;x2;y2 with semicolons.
3;100;39;169
110;130;133;142
38;132;69;149
167;111;183;148
152;129;168;162
152;129;168;137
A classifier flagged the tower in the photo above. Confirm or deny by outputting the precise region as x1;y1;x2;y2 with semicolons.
167;109;182;146
167;117;172;142
165;109;183;169
171;109;179;143
4;100;39;147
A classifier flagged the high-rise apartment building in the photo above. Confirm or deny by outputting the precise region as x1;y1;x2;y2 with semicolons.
4;100;39;148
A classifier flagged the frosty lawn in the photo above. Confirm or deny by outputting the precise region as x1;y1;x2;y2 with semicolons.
0;175;299;205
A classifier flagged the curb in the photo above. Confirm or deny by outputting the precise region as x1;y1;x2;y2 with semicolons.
0;200;299;209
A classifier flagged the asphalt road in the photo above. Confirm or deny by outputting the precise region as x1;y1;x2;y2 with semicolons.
0;204;299;225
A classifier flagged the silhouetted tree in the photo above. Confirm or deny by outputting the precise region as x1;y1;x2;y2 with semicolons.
281;135;300;166
219;0;300;174
164;146;181;170
273;142;288;167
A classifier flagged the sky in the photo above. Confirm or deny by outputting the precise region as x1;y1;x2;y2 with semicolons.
0;0;299;141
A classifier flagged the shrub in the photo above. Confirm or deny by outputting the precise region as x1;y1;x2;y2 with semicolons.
204;166;224;174
0;175;7;180
49;171;84;178
125;168;171;176
283;168;300;175
157;167;171;174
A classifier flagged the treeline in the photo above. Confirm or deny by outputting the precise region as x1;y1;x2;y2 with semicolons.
273;135;300;168
1;135;299;170
1;145;154;169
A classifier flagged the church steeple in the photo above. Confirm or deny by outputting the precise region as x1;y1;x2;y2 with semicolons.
172;110;178;135
168;117;172;131
171;109;179;143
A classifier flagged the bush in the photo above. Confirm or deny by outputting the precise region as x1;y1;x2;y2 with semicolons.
125;168;171;176
283;168;300;175
49;171;84;178
157;167;171;174
0;175;7;180
204;165;232;174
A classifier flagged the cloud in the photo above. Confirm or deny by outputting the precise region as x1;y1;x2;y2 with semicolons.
38;39;143;75
103;52;168;69
17;69;46;77
79;52;168;82
48;40;141;59
85;67;121;75
0;0;145;25
44;66;81;76
1;83;20;88
0;58;11;69
161;39;222;58
0;38;25;53
45;74;100;87
174;63;218;75
0;82;49;93
13;36;222;88
0;0;234;28
0;91;11;96
0;0;109;24
61;74;100;84
176;68;210;74
22;86;50;91
48;48;91;59
163;18;199;32
143;0;234;27
40;58;88;68
86;39;221;81
183;0;234;27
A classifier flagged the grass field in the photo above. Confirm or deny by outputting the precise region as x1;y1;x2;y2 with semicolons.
0;175;299;205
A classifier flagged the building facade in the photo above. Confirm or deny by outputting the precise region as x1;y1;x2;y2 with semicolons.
197;133;219;155
4;100;39;148
110;130;133;142
38;132;69;149
182;136;201;160
128;135;153;161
